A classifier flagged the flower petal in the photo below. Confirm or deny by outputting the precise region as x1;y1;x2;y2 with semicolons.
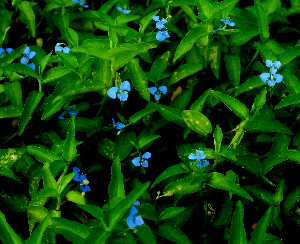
159;86;167;94
6;48;13;53
116;123;125;129
141;160;148;167
273;61;281;69
142;152;151;159
149;87;157;95
188;153;197;159
80;185;91;192
202;160;210;167
132;157;141;166
130;206;138;215
118;92;129;101
73;173;81;181
23;47;30;55
274;74;283;83
127;214;136;228
117;7;122;11
73;167;80;173
133;200;140;205
120;80;131;91
55;45;63;52
260;73;270;82
265;60;273;67
29;51;36;59
152;16;160;22
63;47;70;54
112;118;115;126
107;87;118;99
134;216;144;226
58;115;65;119
154;94;161;100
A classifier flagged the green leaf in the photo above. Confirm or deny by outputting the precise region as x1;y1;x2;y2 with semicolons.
224;54;241;88
0;10;13;47
283;185;300;215
139;9;160;33
0;210;23;244
49;217;92;243
244;115;293;135
27;145;63;164
209;41;222;79
254;0;270;42
190;88;211;112
78;204;106;223
150;51;171;82
158;104;186;127
213;194;233;227
210;90;249;120
129;102;158;125
39;51;53;76
52;79;105;103
42;66;73;84
107;181;150;231
242;185;274;206
66;27;78;48
127;58;150;102
42;162;58;191
58;172;76;194
28;163;43;199
63;115;77;162
213;124;223;153
25;214;50;244
195;0;212;21
0;167;21;182
0;190;29;212
0;148;25;168
18;1;36;37
115;15;140;25
0;44;26;67
210;0;240;18
275;93;300;110
18;91;44;135
113;132;135;161
159;207;186;221
4;81;23;107
108;156;126;201
249;206;273;244
30;188;58;207
235;75;265;96
251;87;267;114
170;88;193;111
230;26;259;46
66;191;86;205
157;223;192;244
97;138;114;160
277;46;300;67
2;63;39;79
56;51;78;70
207;172;254;201
135;223;157;244
166;63;204;86
254;41;277;63
273;179;284;206
229;200;247;244
139;135;161;149
27;206;48;223
173;26;208;63
71;46;109;59
0;106;23;118
182;110;212;136
280;68;300;95
108;25;118;47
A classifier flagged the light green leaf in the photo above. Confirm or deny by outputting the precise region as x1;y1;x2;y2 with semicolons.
63;115;77;162
229;200;247;244
254;0;270;42
18;1;36;37
0;210;23;244
182;110;212;136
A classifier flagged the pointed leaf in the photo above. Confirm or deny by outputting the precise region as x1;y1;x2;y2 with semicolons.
0;210;23;244
157;223;192;244
229;200;247;244
254;0;270;41
182;110;212;136
25;214;50;244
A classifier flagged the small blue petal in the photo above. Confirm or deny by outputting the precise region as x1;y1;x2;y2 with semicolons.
274;74;283;83
159;86;167;94
188;153;197;159
73;172;81;181
154;93;161;100
73;167;80;173
142;152;151;159
266;60;273;67
133;200;140;205
149;87;157;95
118;91;129;101
115;123;125;129
273;61;281;69
80;184;91;192
112;118;116;126
132;157;141;166
152;16;160;22
141;160;148;167
120;80;131;91
260;73;270;82
107;87;118;99
58;115;65;119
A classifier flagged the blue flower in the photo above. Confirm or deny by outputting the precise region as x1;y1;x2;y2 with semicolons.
58;115;65;120
68;106;79;117
73;0;89;8
156;31;170;41
55;44;70;54
0;47;13;57
127;200;144;228
220;19;235;26
132;152;151;167
72;167;91;192
188;150;210;168
196;159;210;168
21;47;36;64
152;16;168;30
107;80;131;101
112;118;125;129
117;7;131;14
260;60;283;86
149;86;167;100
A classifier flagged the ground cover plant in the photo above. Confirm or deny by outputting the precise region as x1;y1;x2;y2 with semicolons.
1;0;300;243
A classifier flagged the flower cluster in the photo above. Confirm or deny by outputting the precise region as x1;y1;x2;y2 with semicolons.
127;200;144;228
149;86;167;100
72;167;91;192
152;16;170;41
58;106;79;119
117;7;131;14
55;44;70;54
21;47;36;77
73;0;89;8
107;80;131;102
0;47;13;57
188;150;210;168
213;19;235;33
132;152;151;167
112;118;125;129
260;60;283;86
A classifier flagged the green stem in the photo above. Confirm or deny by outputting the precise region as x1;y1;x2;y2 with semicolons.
244;50;259;73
